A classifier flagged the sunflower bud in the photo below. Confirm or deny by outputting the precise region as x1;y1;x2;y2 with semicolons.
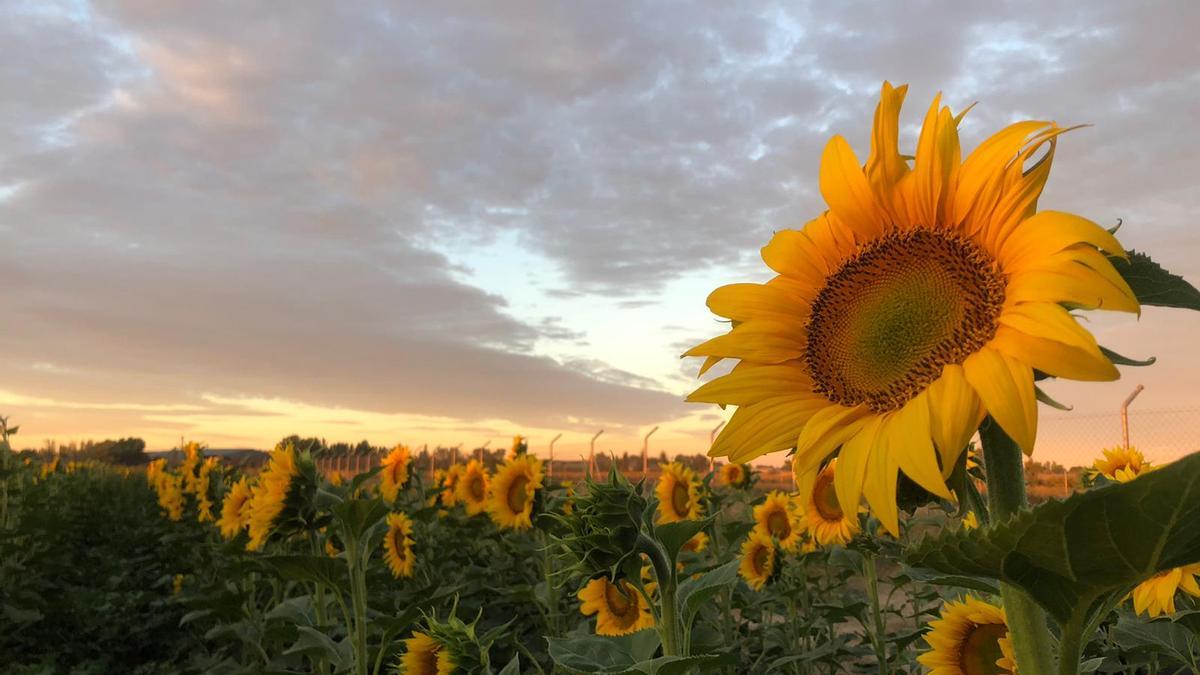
397;608;498;675
550;464;650;583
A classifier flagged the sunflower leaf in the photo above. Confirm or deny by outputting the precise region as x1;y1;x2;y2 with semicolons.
678;560;740;630
905;450;1200;626
653;515;717;568
1110;250;1200;311
1100;345;1157;367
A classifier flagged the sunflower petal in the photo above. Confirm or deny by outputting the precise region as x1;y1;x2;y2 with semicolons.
793;404;874;473
863;421;902;535
908;95;959;231
999;302;1100;352
832;417;882;517
682;320;805;363
890;392;953;499
711;396;827;463
992;326;1119;382
686;363;814;407
820;136;888;240
953;120;1051;226
866;81;910;220
706;281;810;322
963;347;1037;453
926;365;983;476
1000;210;1129;270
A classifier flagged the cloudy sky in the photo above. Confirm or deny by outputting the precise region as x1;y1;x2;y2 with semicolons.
2;1;1198;464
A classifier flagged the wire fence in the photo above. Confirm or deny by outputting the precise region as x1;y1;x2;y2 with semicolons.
1034;406;1200;469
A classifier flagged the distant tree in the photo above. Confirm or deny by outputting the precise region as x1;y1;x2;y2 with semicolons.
90;438;147;465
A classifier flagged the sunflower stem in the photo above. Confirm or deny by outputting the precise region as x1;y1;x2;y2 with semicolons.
638;533;681;656
863;551;890;675
980;418;1057;675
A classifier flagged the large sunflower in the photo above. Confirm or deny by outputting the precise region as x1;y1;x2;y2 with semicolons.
577;576;655;636
686;82;1137;533
380;444;411;502
738;530;777;591
455;460;490;516
918;596;1017;674
218;476;253;539
487;454;544;530
245;445;300;551
1092;446;1153;483
383;512;416;579
797;460;860;546
1130;564;1200;617
655;462;703;523
752;491;805;551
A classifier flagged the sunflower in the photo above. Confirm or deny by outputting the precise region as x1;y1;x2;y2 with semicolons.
383;512;416;579
455;460;490;516
753;490;805;551
655;462;703;523
399;631;451;675
380;444;412;502
719;462;748;488
962;511;980;530
1092;446;1153;483
577;576;655;636
1130;564;1200;617
738;530;777;591
686;82;1137;534
682;531;710;554
509;434;527;459
438;464;464;507
796;460;860;546
218;476;253;539
328;471;345;487
195;457;219;523
245;445;300;551
918;596;1017;674
156;473;185;522
561;480;576;515
179;441;205;495
487;454;544;530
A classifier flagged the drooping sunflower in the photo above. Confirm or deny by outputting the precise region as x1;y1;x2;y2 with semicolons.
753;490;805;551
455;460;490;516
218;476;253;539
399;631;449;675
245;445;300;551
1130;564;1200;617
655;462;703;523
487;454;544;530
380;444;411;503
738;530;777;591
719;462;749;488
383;512;416;579
686;82;1138;534
918;596;1017;674
1092;446;1153;483
577;576;655;636
797;460;860;546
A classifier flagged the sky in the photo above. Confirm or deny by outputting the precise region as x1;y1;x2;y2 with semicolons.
2;1;1198;466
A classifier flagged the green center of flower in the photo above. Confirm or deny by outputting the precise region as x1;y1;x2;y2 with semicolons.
671;481;692;517
960;623;1008;675
507;475;530;513
805;230;1004;412
813;472;843;522
766;510;791;539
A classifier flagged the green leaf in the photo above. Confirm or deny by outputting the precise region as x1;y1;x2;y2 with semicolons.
654;516;716;567
1100;346;1156;368
261;555;350;594
1110;250;1200;310
332;497;389;542
906;450;1200;627
678;560;739;629
896;565;1000;596
283;626;352;669
1112;612;1200;667
494;654;522;675
546;632;730;675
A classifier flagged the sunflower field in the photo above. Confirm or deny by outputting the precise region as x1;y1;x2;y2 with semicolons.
5;82;1200;675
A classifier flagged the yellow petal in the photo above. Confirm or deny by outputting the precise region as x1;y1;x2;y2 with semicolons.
1005;266;1139;314
760;227;831;288
1000;210;1129;269
963;347;1037;453
889;393;953;499
682;320;805;363
991;325;1119;382
908;95;959;230
712;396;828;463
926;365;983;475
793;404;874;476
998;302;1100;353
866;81;910;221
820;135;888;240
953;120;1051;227
832;417;883;517
686;363;814;407
697;355;723;376
863;419;902;535
706;281;810;323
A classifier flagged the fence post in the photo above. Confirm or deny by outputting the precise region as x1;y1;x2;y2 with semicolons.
1121;384;1145;449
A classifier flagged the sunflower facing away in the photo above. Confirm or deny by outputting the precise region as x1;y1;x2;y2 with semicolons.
1092;446;1154;483
399;631;451;675
655;462;703;524
1130;564;1200;617
218;476;253;539
738;530;777;591
918;596;1016;675
797;460;860;546
685;81;1138;534
383;511;416;579
719;462;748;488
577;576;655;636
455;460;490;516
487;454;544;530
245;445;300;551
380;444;412;502
753;490;805;551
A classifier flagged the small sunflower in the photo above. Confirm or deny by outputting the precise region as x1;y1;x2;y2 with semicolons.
1092;446;1153;483
383;512;416;579
245;445;301;551
962;511;980;530
918;596;1016;675
655;462;703;524
179;441;205;495
455;460;490;516
561;480;576;515
796;460;860;546
195;457;219;523
328;471;345;487
156;473;185;522
399;631;448;675
719;462;749;488
1130;564;1200;617
439;464;464;507
577;576;655;636
487;454;544;530
509;434;527;459
172;574;184;596
738;530;777;591
681;531;710;554
218;476;253;539
687;81;1138;535
379;444;412;502
753;490;805;551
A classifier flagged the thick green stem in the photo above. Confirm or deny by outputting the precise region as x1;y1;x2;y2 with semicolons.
637;533;681;656
863;552;890;675
980;419;1057;675
345;534;370;675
